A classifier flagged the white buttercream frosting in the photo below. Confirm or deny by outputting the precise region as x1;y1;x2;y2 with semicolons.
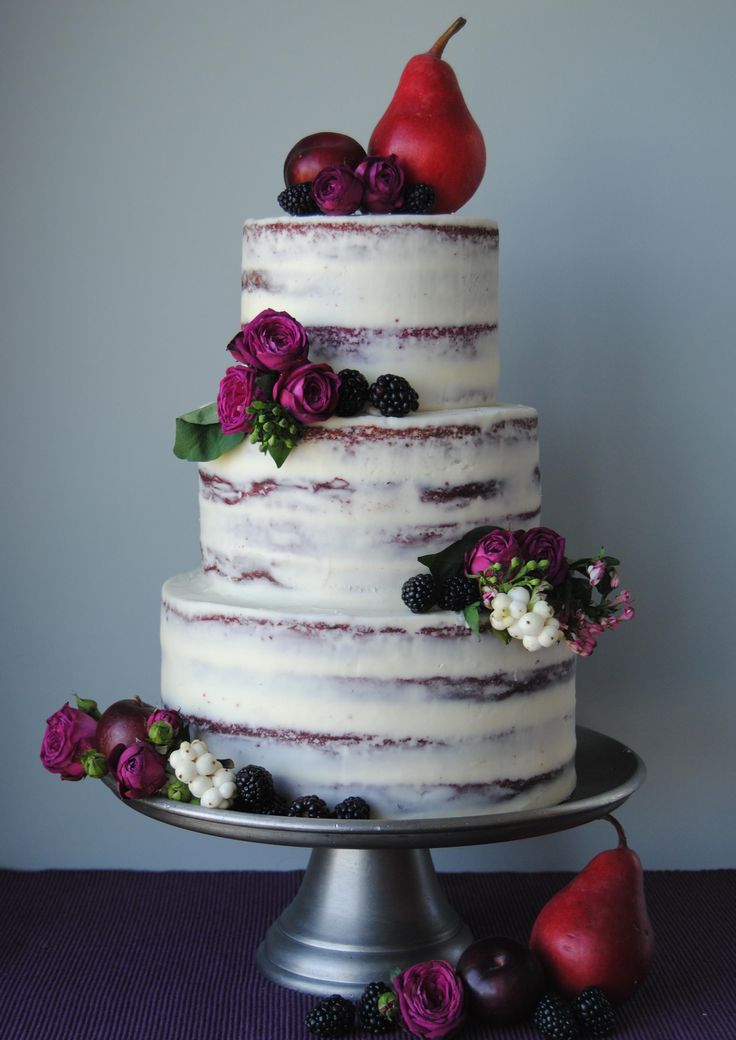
160;214;578;819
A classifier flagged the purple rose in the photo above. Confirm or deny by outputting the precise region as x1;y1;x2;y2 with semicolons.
311;164;364;215
393;960;465;1039
465;528;521;575
40;703;98;781
113;742;167;800
228;310;309;372
217;365;260;434
517;526;568;585
274;362;341;424
355;154;405;213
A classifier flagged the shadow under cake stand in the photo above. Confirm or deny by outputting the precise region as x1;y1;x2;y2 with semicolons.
108;726;645;997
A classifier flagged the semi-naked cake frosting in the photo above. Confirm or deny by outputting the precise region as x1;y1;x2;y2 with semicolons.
161;215;577;818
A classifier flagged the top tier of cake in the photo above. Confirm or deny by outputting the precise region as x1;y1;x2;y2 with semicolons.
241;215;499;410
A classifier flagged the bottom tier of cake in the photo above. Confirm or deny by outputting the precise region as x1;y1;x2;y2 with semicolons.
161;571;577;819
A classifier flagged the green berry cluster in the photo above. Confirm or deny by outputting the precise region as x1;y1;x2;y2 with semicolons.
247;399;303;467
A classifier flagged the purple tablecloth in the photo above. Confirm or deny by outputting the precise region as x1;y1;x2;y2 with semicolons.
1;869;732;1039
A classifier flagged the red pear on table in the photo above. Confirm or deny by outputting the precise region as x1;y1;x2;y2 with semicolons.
369;17;486;213
529;815;655;1004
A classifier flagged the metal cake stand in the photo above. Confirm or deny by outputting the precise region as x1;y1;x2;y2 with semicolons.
106;727;645;997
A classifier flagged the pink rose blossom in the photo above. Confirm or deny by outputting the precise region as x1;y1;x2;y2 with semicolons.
274;362;341;424
217;365;260;434
112;742;167;800
228;310;309;372
392;960;465;1039
517;526;568;585
40;704;98;781
465;529;520;575
355;154;405;213
312;164;364;215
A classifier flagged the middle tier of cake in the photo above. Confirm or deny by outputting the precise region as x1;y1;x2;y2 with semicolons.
199;404;540;611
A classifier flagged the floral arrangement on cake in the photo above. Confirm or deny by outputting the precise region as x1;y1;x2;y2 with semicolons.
401;525;634;657
175;308;419;467
39;694;370;819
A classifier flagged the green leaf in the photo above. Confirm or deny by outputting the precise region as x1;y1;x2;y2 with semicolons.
173;403;245;461
464;601;482;635
267;438;293;468
418;525;500;582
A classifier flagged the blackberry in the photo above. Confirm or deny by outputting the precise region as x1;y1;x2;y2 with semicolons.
334;795;371;820
277;182;319;216
304;994;354;1037
234;764;275;813
401;573;438;614
287;794;332;818
358;981;396;1034
335;368;369;417
439;574;478;611
404;183;436;214
573;987;616;1038
265;792;289;816
534;993;579;1040
368;373;419;418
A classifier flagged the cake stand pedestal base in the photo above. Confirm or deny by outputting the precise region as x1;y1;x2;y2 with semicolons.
112;728;645;997
257;846;472;995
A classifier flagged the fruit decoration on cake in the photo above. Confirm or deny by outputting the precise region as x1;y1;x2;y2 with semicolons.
402;525;634;657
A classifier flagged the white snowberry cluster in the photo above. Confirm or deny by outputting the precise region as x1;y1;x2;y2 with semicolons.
489;586;563;651
169;739;237;809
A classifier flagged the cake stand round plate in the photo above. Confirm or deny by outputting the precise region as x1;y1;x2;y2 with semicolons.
106;727;644;996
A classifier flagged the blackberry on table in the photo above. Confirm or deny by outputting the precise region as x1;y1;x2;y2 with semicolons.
334;795;371;820
401;573;438;614
368;373;419;417
439;574;478;611
304;994;355;1037
573;987;616;1038
404;183;436;214
335;369;369;417
534;993;580;1040
287;794;332;818
358;981;396;1034
234;764;275;813
277;182;319;216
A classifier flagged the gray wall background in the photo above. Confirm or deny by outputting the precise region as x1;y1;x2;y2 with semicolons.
3;0;734;873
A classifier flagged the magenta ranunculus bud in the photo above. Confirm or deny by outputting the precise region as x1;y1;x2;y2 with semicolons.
113;742;167;800
217;365;260;434
228;310;309;372
40;703;98;781
274;362;341;424
311;163;364;215
392;960;465;1039
465;528;521;576
517;526;568;585
355;154;405;213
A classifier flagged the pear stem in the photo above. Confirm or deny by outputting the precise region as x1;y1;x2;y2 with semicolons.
430;17;467;59
603;814;629;849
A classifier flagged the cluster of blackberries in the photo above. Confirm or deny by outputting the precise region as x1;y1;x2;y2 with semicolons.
336;369;419;419
534;988;616;1040
401;572;478;614
305;981;397;1037
233;765;370;820
277;182;435;217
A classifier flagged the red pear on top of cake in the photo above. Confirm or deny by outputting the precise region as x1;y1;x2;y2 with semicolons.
368;17;486;213
529;815;655;1004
